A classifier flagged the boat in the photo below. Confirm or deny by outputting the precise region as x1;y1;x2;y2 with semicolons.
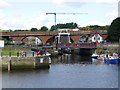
104;53;120;64
92;58;98;63
91;53;99;59
97;54;105;61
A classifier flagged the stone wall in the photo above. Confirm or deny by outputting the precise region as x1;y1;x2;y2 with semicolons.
1;56;50;71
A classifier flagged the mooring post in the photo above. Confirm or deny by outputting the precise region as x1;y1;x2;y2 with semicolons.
17;52;19;57
60;55;63;62
33;52;34;57
1;52;2;57
34;58;36;69
25;52;27;57
9;52;11;57
8;57;11;73
66;54;68;63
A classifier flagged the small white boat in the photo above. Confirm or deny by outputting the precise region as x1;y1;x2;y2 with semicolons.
92;58;98;62
45;52;51;56
91;53;99;59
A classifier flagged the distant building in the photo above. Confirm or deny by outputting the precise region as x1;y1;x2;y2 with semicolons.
89;32;107;43
91;34;103;43
0;40;4;47
23;36;42;45
58;29;79;32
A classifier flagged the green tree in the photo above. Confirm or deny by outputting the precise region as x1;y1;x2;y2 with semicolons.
107;17;120;42
30;28;38;32
88;25;109;30
40;26;48;31
50;22;78;31
50;25;56;31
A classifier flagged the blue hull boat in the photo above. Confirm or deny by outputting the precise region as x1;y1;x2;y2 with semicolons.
104;53;119;64
105;58;120;64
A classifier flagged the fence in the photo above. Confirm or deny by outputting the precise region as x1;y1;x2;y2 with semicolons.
1;51;37;57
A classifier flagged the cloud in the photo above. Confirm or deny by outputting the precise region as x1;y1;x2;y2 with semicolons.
96;0;119;4
1;0;118;30
0;0;9;29
53;0;119;7
53;0;94;3
0;0;9;9
0;12;4;19
0;13;54;30
0;12;7;29
118;1;120;17
52;0;64;5
52;0;92;7
25;13;50;29
105;10;118;20
6;0;51;3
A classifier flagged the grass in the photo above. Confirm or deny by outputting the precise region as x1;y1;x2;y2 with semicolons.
1;49;20;56
1;45;32;56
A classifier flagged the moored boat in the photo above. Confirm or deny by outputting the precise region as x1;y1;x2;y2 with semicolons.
91;53;99;59
104;53;120;64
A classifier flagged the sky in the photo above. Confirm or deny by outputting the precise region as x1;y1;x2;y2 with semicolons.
0;0;119;30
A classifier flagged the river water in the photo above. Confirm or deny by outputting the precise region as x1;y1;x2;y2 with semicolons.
2;54;118;88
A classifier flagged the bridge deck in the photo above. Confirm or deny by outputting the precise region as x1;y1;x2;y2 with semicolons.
57;43;96;49
1;31;107;36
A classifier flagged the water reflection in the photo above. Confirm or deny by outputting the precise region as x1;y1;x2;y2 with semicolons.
52;54;93;64
2;54;118;88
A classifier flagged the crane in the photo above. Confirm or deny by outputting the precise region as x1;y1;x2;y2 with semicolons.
46;12;88;31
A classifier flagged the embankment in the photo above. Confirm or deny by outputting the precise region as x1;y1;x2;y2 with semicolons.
1;56;50;71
